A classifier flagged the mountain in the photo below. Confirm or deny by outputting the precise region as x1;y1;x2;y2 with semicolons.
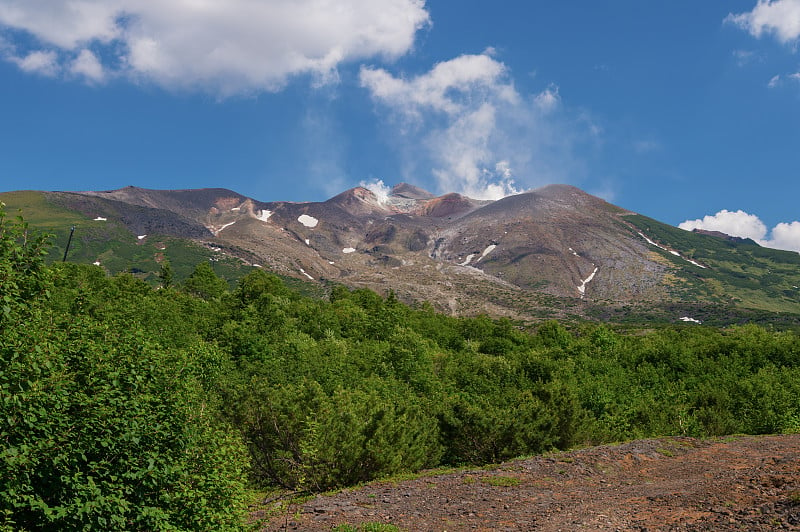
3;184;800;325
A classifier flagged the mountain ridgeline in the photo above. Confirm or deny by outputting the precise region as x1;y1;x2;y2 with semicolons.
2;183;799;325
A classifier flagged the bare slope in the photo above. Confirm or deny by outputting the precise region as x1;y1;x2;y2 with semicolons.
262;434;800;531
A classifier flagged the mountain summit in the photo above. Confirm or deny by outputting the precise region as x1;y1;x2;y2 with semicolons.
3;183;799;324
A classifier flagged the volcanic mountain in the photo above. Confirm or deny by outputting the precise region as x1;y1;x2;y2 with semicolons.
3;183;800;324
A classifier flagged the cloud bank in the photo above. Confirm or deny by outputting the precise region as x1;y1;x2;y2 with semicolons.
679;210;800;252
360;52;585;200
0;0;430;95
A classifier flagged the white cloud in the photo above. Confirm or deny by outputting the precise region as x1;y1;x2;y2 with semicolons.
770;221;800;250
768;74;782;87
70;49;104;82
360;53;515;117
0;0;430;95
679;210;768;241
679;209;800;252
533;84;560;112
12;49;59;76
727;0;800;44
361;52;587;200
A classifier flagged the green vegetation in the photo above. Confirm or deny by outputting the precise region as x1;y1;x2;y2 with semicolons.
2;206;800;528
625;214;800;315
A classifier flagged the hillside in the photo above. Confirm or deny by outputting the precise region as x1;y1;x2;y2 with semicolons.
2;183;799;325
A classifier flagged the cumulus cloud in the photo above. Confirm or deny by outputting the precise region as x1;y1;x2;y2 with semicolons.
0;0;430;95
679;209;800;252
360;52;584;200
726;0;800;44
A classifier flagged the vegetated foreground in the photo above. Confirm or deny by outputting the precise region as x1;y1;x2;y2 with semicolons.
262;434;800;531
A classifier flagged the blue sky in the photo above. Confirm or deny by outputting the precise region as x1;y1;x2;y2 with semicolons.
1;1;799;250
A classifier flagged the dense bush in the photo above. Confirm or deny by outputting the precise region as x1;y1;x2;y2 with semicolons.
0;207;249;530
3;207;799;518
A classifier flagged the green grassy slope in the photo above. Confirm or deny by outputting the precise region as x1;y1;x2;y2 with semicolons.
624;214;800;315
1;191;253;287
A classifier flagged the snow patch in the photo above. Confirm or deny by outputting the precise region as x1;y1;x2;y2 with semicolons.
475;244;496;263
342;247;356;254
214;221;237;235
305;239;310;246
93;260;101;266
680;316;702;324
569;247;579;257
137;235;146;240
299;268;314;280
577;267;598;298
638;232;707;269
93;216;107;221
459;253;476;266
298;214;318;228
257;210;273;222
252;264;261;268
231;207;240;211
328;261;335;265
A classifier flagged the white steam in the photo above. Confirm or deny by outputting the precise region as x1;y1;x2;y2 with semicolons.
360;179;392;204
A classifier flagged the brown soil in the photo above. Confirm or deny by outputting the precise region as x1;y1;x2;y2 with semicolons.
258;434;800;531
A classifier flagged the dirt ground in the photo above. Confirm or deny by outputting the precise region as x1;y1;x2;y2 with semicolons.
258;434;800;531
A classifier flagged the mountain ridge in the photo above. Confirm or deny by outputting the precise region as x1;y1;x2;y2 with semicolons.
3;183;799;325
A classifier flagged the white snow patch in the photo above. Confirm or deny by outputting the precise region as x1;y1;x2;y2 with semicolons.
257;210;273;222
137;235;147;240
252;264;262;268
638;232;707;269
680;316;702;324
93;260;101;266
577;267;599;297
638;232;660;248
231;207;240;211
93;216;107;221
305;239;310;246
459;253;476;266
328;261;335;265
298;214;318;228
342;247;356;254
214;221;237;235
569;247;579;257
475;244;497;263
299;268;314;280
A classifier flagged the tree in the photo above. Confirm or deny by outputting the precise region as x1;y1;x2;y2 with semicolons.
158;259;174;289
183;261;228;300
